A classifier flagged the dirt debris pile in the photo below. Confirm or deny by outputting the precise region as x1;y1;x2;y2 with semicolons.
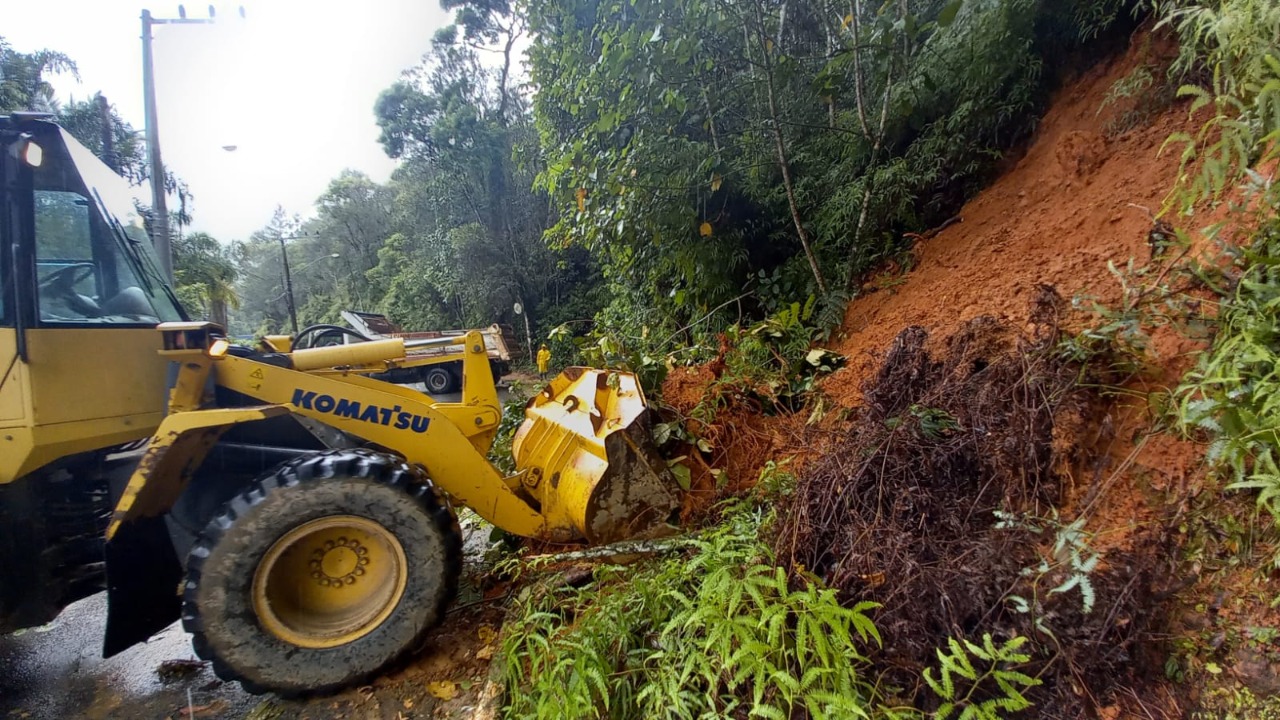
778;297;1175;714
822;31;1190;408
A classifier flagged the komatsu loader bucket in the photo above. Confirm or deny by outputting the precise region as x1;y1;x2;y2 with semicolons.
511;367;681;543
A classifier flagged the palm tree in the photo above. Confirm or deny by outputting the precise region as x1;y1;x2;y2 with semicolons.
0;38;80;113
173;232;241;328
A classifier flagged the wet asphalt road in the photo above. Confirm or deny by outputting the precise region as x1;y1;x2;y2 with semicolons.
0;593;259;720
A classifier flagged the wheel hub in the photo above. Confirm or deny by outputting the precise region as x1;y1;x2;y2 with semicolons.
252;516;407;648
311;537;369;586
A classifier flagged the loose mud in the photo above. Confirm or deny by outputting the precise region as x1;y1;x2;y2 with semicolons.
823;31;1194;408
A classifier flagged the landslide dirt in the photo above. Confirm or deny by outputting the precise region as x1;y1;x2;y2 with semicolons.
666;30;1213;504
825;35;1196;408
819;29;1216;566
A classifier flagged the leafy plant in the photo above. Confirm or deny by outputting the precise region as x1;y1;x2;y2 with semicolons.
500;502;892;720
756;458;797;499
488;384;534;474
923;634;1041;720
1098;55;1180;136
885;405;961;440
1192;684;1280;720
1175;215;1280;554
1158;0;1280;213
1152;0;1280;563
995;510;1102;634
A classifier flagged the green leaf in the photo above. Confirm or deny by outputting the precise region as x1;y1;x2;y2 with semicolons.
938;0;963;27
653;422;673;445
669;461;692;490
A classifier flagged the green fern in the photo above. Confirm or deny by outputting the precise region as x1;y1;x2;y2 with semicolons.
1156;0;1280;212
499;501;890;720
1175;223;1280;558
1142;0;1280;565
924;634;1040;720
995;510;1101;634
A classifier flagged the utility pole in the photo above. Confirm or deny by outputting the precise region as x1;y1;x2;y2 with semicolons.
276;233;334;336
279;233;298;335
141;9;174;282
140;5;243;283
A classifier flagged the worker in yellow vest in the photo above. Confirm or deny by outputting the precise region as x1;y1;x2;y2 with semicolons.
537;343;552;381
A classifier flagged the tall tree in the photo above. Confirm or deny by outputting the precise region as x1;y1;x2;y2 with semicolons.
173;231;240;329
0;37;78;113
372;21;579;345
55;94;148;184
523;0;1101;336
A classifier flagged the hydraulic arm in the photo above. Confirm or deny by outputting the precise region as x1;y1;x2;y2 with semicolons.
110;324;679;544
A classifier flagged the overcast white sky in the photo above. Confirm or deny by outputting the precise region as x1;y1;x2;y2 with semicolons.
5;0;452;240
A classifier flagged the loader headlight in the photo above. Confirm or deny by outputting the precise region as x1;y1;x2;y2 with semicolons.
158;321;228;357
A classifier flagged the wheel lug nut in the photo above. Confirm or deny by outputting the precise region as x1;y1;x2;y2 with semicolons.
311;571;322;579
337;537;347;546
359;558;369;566
309;560;321;570
356;547;367;556
324;541;335;550
345;577;356;585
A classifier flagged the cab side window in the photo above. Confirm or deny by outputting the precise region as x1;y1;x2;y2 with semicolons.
33;189;159;325
34;190;100;321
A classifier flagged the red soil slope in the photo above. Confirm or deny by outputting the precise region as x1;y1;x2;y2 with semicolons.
817;32;1225;577
824;34;1198;408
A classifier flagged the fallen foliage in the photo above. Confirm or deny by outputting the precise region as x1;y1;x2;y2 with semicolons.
778;295;1177;716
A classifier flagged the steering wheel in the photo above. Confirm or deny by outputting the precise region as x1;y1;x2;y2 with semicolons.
38;263;100;317
39;262;96;293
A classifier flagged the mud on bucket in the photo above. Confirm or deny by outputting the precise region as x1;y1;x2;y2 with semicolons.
511;367;681;544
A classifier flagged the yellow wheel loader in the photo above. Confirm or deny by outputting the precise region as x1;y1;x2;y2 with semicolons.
0;115;680;695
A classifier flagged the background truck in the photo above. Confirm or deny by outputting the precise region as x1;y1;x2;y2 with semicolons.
291;310;518;394
0;114;678;695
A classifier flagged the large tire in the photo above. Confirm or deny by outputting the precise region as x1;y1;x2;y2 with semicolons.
422;366;453;395
181;449;461;696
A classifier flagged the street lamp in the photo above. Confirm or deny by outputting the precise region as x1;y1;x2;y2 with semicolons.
141;4;245;283
296;253;343;272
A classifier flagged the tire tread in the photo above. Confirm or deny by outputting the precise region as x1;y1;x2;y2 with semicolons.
181;448;461;697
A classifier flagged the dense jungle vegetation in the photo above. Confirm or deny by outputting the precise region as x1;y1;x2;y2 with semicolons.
232;0;1143;366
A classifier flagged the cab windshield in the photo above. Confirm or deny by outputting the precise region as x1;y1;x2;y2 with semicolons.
33;127;185;325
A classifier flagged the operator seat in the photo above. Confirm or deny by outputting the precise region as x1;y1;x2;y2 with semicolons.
38;284;160;324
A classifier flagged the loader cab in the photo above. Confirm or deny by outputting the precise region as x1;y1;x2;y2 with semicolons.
7;117;183;326
0;115;185;483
